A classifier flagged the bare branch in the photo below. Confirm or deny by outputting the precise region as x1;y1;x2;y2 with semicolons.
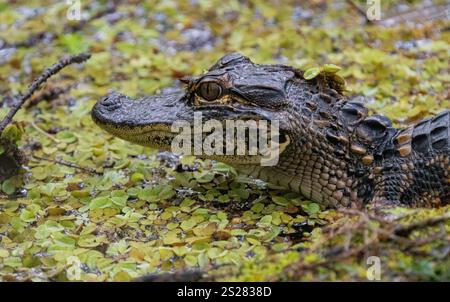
393;213;450;237
0;53;91;133
345;0;370;23
31;154;101;175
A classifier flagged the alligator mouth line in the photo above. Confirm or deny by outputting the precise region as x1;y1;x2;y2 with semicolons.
93;107;291;165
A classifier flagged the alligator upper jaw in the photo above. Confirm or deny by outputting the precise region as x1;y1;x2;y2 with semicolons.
91;92;189;145
91;91;280;145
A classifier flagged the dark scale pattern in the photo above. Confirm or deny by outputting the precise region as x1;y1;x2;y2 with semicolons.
92;52;450;208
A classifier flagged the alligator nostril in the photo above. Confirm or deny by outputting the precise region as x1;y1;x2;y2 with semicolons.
101;96;114;106
100;95;122;111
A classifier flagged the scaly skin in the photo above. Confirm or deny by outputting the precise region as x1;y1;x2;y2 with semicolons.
91;53;449;208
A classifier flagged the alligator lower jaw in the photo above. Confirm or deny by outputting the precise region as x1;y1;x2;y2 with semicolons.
93;117;291;165
93;121;175;150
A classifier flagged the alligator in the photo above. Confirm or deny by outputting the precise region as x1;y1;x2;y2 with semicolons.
92;53;449;208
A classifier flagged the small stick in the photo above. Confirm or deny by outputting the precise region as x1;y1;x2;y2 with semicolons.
378;4;450;27
31;154;101;175
0;53;91;133
24;82;74;109
30;121;60;143
345;0;370;23
393;213;450;237
284;210;450;279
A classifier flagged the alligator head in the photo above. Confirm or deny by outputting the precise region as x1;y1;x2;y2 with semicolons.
91;53;294;165
92;53;449;208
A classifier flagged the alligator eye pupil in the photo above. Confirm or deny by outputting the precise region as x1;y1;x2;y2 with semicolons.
199;82;222;101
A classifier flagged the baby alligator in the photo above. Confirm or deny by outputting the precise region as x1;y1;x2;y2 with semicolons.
92;53;449;208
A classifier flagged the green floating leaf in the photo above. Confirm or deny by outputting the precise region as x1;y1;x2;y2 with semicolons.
4;257;22;268
20;208;36;223
56;131;77;143
31;166;48;180
78;234;106;248
110;190;128;209
193;170;216;183
258;215;272;226
213;162;237;176
303;67;321;80
272;196;289;206
322;64;341;73
1;124;23;142
1;178;16;195
138;183;175;202
58;33;89;54
184;254;198;266
207;247;225;259
89;196;112;210
302;203;321;215
130;172;144;183
0;248;10;258
49;233;76;251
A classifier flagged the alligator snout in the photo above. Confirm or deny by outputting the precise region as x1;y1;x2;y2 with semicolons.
91;93;130;128
91;92;191;131
96;93;124;112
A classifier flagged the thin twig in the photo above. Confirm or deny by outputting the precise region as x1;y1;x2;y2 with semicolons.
393;213;450;237
400;231;448;252
30;121;60;143
345;0;370;23
31;154;101;175
378;3;450;27
0;53;91;133
284;209;450;279
24;82;74;109
339;208;393;225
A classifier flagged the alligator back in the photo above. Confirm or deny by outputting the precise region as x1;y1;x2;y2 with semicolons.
411;109;449;155
373;109;449;206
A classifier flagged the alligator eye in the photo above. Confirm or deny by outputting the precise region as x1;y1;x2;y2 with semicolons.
197;82;223;101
